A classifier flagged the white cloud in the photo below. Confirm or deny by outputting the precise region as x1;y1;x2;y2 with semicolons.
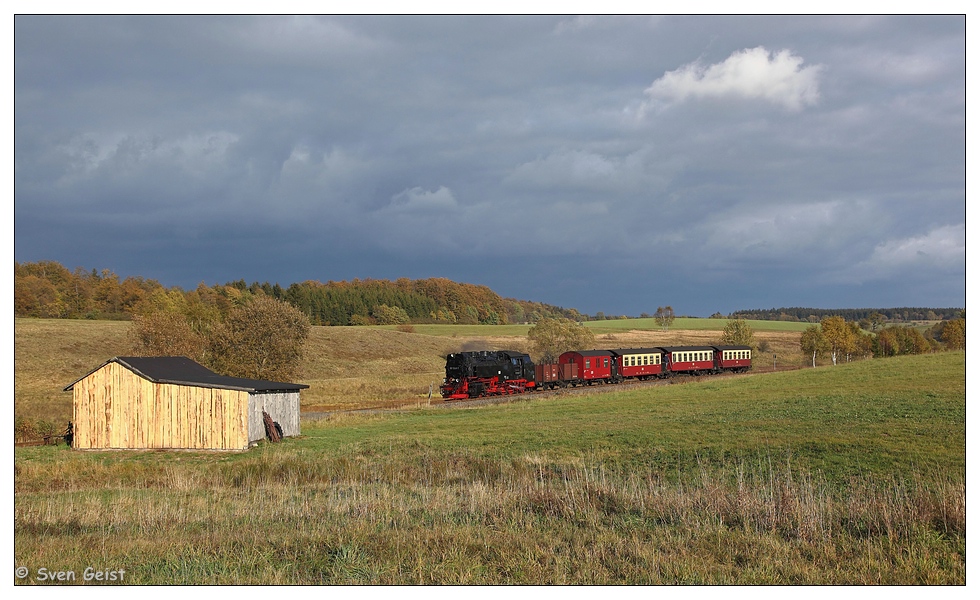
503;147;669;195
841;224;966;282
695;199;865;266
552;16;599;35
644;47;823;111
221;16;380;62
505;149;617;190
388;186;458;213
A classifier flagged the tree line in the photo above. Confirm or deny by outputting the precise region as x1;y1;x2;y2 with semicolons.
728;306;963;323
14;261;582;325
798;315;964;366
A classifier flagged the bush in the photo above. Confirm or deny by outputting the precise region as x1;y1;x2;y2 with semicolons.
207;296;311;381
15;417;39;442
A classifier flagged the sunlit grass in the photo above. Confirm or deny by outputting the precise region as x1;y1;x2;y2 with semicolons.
15;352;965;584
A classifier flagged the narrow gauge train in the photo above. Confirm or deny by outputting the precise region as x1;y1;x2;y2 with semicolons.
441;345;752;399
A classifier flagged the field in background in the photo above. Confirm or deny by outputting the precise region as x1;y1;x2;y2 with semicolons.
15;317;809;422
380;317;812;337
14;352;966;584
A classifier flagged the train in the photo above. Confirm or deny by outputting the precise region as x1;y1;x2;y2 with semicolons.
440;345;753;400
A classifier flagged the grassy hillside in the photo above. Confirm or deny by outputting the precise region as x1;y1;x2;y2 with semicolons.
15;317;808;421
14;352;965;584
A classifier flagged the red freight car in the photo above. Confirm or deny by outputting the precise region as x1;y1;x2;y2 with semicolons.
557;350;616;385
534;362;578;390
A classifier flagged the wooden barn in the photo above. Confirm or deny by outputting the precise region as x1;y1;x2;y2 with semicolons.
64;356;308;451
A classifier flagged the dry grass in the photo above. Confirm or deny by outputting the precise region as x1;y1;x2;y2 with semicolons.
15;319;132;423
14;318;811;422
14;346;965;584
14;446;965;584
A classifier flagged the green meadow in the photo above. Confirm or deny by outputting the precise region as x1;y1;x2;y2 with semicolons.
15;350;965;584
381;317;812;338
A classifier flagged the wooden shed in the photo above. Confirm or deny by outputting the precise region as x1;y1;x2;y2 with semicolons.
64;356;308;451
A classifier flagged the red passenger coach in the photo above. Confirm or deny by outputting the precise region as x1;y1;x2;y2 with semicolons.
715;345;753;373
611;348;664;380
558;350;616;385
662;346;717;376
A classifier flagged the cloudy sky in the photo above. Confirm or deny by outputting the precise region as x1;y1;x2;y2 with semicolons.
13;15;966;317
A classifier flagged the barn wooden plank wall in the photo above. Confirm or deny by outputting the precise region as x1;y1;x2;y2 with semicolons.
72;362;250;450
247;392;301;442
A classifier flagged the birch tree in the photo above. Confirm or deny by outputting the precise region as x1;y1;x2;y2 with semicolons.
820;316;853;366
799;325;829;367
655;306;675;332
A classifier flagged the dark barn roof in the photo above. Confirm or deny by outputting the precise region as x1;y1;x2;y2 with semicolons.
64;356;310;393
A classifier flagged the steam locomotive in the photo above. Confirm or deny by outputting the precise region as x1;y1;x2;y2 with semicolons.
440;345;752;400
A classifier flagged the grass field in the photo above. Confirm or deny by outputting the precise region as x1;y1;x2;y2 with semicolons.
13;316;967;584
15;317;809;421
382;317;813;337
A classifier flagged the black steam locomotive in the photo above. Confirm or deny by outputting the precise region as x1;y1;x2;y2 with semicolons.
441;350;536;399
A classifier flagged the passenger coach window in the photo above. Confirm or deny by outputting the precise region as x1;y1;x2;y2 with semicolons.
586;359;591;369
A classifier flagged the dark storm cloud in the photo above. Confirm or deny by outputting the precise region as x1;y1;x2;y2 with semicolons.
14;15;965;316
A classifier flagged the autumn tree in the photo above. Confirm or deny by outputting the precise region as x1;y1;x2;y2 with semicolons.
940;318;966;351
372;304;411;325
820;316;853;366
527;318;596;363
654;306;675;332
207;296;311;381
799;325;829;368
849;322;874;360
721;318;755;347
874;326;932;357
130;311;206;361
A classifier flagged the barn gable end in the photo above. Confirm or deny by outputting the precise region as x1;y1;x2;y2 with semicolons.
65;357;308;451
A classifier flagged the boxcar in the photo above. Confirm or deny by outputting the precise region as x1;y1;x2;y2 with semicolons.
557;350;617;385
